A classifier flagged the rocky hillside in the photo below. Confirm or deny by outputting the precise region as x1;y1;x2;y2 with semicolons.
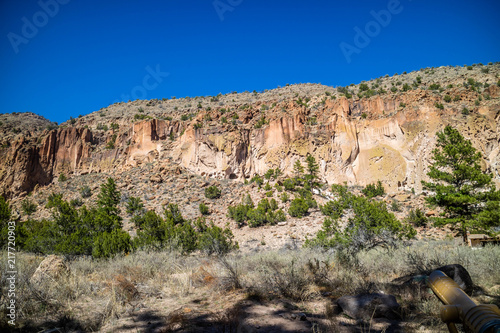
3;63;500;333
1;63;499;200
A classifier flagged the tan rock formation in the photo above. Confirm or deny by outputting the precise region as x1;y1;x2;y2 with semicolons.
2;65;499;197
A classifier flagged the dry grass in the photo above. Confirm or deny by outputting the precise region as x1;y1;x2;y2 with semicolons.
1;240;499;332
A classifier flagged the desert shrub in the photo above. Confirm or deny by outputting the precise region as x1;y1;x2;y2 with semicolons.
288;198;309;218
174;221;198;254
260;257;311;301
264;183;272;191
199;202;210;215
205;186;221;199
296;188;317;209
306;184;415;253
462;107;470;115
126;196;144;215
163;203;184;225
264;169;275;180
320;200;345;219
274;209;286;222
405;208;428;227
21;198;37;216
133;210;169;245
70;198;83;207
133;208;214;254
444;95;452;103
105;134;117;149
280;192;289;203
228;197;282;227
254;116;267;129
270;198;279;211
134;114;149;120
228;204;252;225
58;173;67;182
20;219;55;253
435;102;444;110
196;219;238;255
429;83;441;90
250;174;264;186
362;181;385;198
283;178;297;191
80;185;92;198
391;200;402;212
307;116;317;125
92;229;132;258
96;123;108;131
248;198;281;227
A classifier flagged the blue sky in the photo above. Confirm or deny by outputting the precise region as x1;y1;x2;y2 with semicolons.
1;0;499;124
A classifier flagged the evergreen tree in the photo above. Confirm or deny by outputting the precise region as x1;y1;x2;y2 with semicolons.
97;178;121;217
422;126;499;243
293;160;304;179
96;177;122;230
305;154;320;189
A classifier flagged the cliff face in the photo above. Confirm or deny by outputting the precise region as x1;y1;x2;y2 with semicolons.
2;67;500;198
170;88;500;194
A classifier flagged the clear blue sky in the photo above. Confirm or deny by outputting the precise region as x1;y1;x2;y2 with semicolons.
1;0;499;124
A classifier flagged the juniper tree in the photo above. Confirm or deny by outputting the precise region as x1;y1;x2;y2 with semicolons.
422;126;499;243
293;160;304;178
305;154;320;189
96;177;122;231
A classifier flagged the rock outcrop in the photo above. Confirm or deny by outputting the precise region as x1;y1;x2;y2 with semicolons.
1;66;499;197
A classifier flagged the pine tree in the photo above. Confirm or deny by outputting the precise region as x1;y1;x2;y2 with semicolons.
97;178;121;217
422;126;499;243
293;160;304;179
96;177;122;231
305;154;320;189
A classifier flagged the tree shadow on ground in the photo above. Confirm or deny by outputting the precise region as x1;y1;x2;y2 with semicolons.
1;314;90;333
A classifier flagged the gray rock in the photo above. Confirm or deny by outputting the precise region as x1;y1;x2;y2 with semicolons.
336;293;400;320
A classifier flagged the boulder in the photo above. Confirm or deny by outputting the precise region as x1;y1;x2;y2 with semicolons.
30;255;69;284
336;293;400;320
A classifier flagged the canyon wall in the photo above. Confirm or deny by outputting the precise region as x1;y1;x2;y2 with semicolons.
1;86;499;198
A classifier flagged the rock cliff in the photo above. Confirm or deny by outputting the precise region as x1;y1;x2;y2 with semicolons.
1;64;499;198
